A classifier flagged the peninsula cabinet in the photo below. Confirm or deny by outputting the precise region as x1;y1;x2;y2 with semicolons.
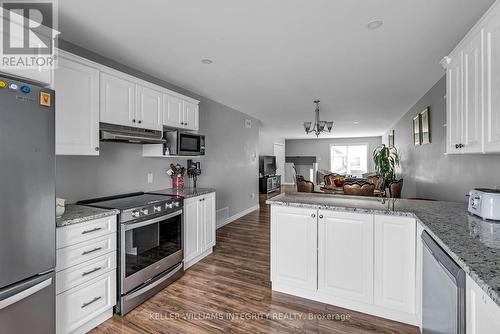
54;52;100;155
270;205;417;325
444;1;500;154
317;211;374;304
183;192;216;269
466;274;500;334
271;206;317;291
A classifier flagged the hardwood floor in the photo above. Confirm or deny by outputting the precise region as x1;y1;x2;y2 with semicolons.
90;188;419;334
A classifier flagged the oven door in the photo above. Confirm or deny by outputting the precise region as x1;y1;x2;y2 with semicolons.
178;133;204;155
121;210;183;294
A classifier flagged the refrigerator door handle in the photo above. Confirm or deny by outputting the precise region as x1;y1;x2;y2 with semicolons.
0;277;52;310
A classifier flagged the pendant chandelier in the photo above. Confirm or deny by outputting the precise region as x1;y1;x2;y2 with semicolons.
303;100;334;137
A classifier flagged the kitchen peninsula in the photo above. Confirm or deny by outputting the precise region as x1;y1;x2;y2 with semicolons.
266;192;500;333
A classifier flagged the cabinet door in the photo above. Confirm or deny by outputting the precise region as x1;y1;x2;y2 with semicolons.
466;275;500;334
447;52;464;153
318;211;374;304
100;72;135;127
54;55;99;155
183;101;199;131
135;85;162;130
463;32;484;153
483;12;500;152
415;222;425;328
202;193;216;250
374;215;416;314
163;94;184;128
163;94;183;128
271;206;317;291
183;198;200;263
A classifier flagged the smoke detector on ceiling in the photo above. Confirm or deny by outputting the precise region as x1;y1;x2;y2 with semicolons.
366;20;384;30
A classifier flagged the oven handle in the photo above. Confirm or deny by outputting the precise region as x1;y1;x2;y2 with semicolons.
123;210;182;231
123;263;183;301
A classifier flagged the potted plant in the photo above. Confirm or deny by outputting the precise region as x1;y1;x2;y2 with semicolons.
373;144;400;188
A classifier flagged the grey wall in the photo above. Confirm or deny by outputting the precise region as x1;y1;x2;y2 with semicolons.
258;128;285;156
386;76;500;202
56;41;259;217
285;136;382;173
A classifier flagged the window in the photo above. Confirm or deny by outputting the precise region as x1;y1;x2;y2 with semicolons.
330;144;368;177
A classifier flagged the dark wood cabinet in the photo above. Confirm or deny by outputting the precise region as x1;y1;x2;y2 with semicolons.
259;175;281;194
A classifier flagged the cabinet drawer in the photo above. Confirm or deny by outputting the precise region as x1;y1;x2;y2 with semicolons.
56;252;116;294
56;271;116;334
57;215;117;249
56;234;116;271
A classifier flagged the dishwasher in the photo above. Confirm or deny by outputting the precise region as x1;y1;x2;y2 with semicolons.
422;231;466;334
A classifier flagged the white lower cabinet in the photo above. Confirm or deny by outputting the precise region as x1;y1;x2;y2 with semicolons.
466;275;500;334
317;211;373;303
183;192;216;269
374;215;416;315
56;215;117;334
271;206;317;291
270;206;417;325
56;271;116;334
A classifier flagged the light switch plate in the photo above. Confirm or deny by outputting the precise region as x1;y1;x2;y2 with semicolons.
147;173;153;184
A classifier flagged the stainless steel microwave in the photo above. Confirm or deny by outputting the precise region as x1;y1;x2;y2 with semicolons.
164;130;205;156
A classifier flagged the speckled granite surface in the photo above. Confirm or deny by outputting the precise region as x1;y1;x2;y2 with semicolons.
149;188;216;199
267;192;500;307
56;204;119;228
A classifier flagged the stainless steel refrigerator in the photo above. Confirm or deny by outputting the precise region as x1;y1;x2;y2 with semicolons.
0;75;55;333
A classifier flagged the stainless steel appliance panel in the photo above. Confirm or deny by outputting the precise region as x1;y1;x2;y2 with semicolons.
0;76;55;289
0;272;55;334
422;231;465;334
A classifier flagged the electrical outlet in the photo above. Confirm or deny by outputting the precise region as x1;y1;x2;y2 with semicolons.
251;193;255;198
147;173;153;184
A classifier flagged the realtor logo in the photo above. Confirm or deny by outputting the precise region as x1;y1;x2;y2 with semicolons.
0;0;59;70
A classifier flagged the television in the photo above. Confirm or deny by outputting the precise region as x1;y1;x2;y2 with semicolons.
259;155;277;176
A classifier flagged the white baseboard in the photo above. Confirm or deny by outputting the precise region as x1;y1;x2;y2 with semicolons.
216;204;260;229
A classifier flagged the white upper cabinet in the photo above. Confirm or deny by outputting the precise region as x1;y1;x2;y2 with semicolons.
446;52;463;154
163;94;183;128
55;52;100;155
374;215;416;315
135;85;162;130
317;211;374;304
100;72;135;127
483;7;500;152
463;32;483;153
445;1;500;154
183;100;199;131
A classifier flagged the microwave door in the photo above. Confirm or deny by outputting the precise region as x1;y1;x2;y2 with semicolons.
179;134;201;155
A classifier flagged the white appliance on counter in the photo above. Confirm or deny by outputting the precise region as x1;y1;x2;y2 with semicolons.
468;189;500;221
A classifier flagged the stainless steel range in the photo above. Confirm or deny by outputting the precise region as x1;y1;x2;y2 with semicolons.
78;192;184;314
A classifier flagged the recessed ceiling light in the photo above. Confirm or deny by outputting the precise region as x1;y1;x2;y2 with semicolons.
201;59;213;64
366;20;383;30
353;121;360;125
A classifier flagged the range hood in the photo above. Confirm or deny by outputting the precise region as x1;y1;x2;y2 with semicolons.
99;123;166;144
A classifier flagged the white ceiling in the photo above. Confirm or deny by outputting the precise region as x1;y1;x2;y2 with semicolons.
59;0;494;139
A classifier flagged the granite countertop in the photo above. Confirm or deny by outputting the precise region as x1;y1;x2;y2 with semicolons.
56;204;119;228
149;188;216;199
266;192;500;307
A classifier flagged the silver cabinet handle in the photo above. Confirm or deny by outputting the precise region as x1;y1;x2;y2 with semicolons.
311;213;316;218
81;227;103;235
81;267;102;277
82;247;102;256
95;147;100;151
81;296;101;308
319;215;324;219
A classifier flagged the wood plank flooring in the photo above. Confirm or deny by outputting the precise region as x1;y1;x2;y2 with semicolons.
90;189;419;334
